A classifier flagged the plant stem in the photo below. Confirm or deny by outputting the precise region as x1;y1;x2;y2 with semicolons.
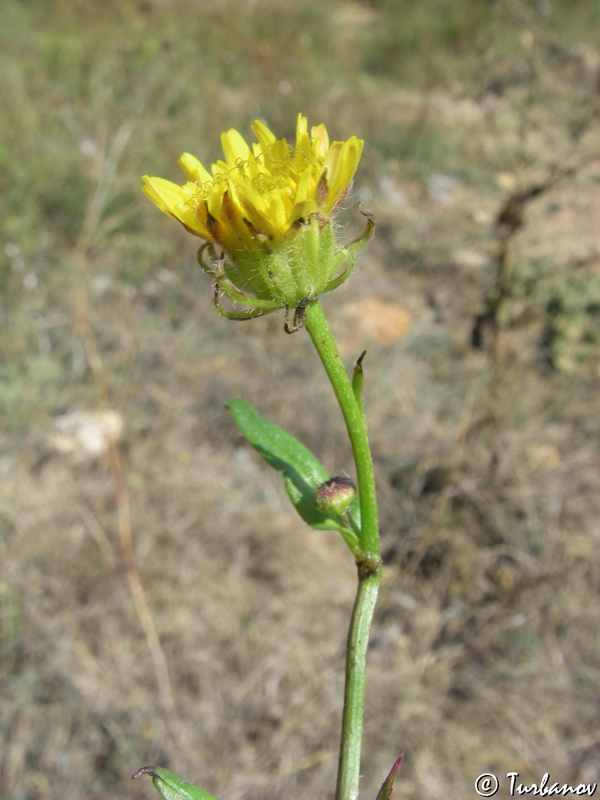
304;298;382;800
337;567;381;800
304;300;380;560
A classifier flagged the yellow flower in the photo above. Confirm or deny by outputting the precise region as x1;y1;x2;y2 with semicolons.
142;114;373;324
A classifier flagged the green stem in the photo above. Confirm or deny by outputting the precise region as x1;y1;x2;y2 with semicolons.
304;298;382;800
337;566;381;800
304;300;380;560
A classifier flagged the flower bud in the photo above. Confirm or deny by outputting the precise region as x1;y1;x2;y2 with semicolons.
314;477;356;516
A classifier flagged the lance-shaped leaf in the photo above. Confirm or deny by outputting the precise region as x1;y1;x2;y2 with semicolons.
227;399;360;552
374;754;404;800
352;349;367;415
132;767;218;800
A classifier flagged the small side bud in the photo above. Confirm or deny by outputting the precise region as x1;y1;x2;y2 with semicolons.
315;477;356;516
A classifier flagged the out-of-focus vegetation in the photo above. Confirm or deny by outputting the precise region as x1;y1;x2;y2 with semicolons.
1;1;599;799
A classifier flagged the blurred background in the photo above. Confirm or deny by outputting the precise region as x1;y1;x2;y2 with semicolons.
1;1;599;798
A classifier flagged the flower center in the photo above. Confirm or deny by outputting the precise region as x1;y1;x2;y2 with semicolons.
191;147;320;204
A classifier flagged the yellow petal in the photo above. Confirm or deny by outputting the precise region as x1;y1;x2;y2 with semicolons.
178;153;212;184
311;123;329;159
220;128;251;167
142;176;186;215
251;119;277;149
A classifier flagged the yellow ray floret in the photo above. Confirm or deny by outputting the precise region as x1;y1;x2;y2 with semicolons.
142;113;363;256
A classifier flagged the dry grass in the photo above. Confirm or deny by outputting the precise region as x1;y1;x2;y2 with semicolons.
1;1;600;799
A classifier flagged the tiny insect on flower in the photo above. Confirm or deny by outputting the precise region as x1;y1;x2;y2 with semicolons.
142;114;373;325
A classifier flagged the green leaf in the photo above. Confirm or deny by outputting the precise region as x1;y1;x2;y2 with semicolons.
132;766;218;800
227;398;355;536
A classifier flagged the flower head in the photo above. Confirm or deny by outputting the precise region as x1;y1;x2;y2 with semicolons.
142;114;373;324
